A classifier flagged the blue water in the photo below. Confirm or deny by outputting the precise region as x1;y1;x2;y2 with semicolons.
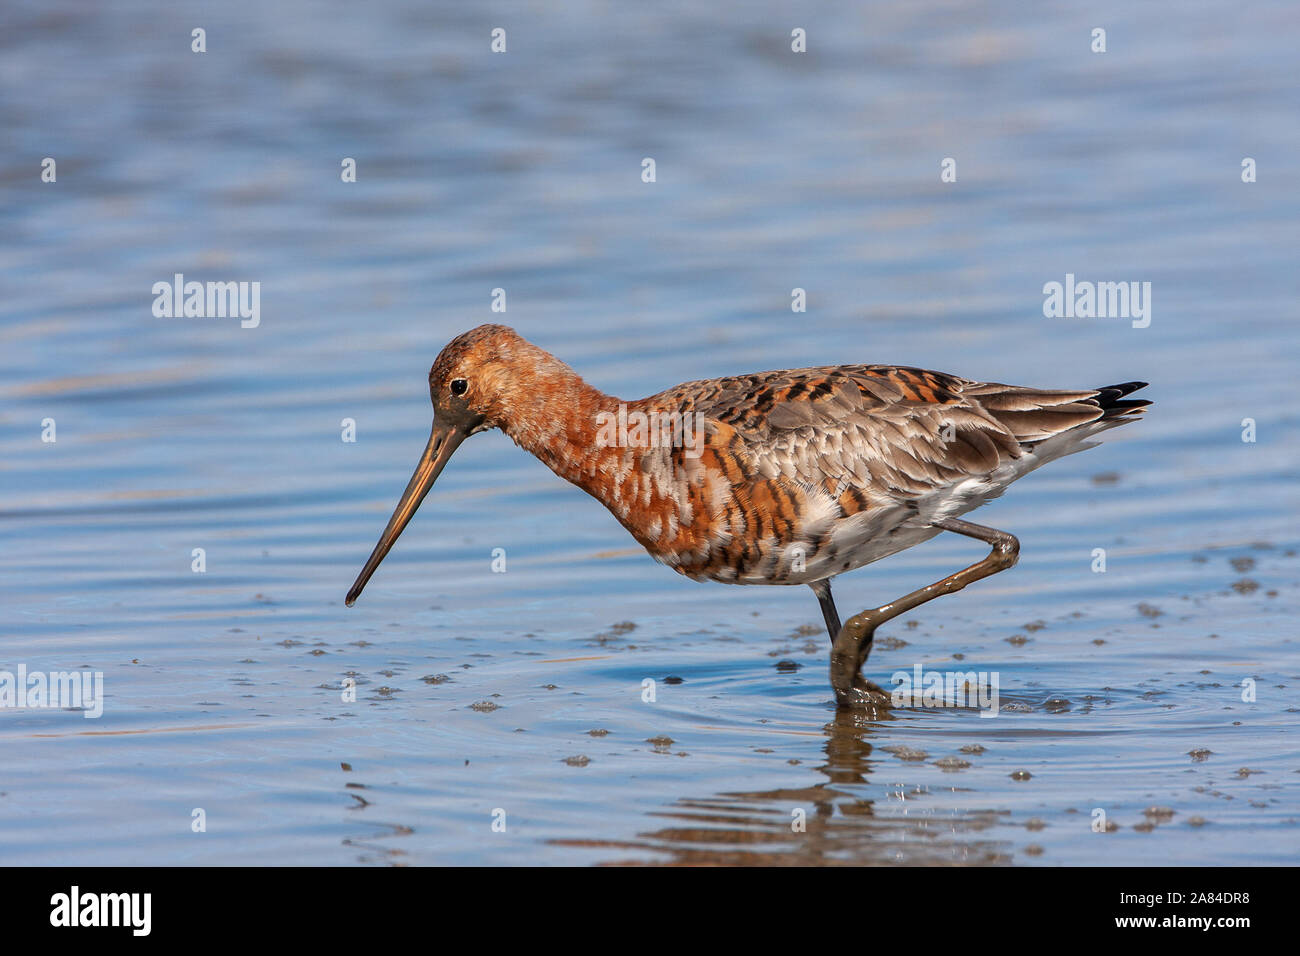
2;0;1298;865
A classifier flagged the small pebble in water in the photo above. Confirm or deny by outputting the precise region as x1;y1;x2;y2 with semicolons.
1010;769;1033;781
934;757;971;771
883;745;930;762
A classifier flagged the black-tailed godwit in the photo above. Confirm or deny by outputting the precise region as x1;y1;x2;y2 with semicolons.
346;324;1150;709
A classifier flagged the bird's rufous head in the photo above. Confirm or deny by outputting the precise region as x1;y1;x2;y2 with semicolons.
425;323;526;434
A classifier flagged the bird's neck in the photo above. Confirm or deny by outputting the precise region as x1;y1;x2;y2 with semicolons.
499;347;708;556
499;353;628;495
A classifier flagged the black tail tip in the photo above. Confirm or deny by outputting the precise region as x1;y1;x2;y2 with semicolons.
1099;381;1148;396
1094;381;1151;417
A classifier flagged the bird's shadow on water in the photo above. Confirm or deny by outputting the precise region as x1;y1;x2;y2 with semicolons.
553;708;1014;866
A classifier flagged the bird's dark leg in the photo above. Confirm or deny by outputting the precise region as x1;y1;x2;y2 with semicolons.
830;518;1020;710
809;579;841;641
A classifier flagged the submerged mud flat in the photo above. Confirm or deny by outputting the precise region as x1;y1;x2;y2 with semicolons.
3;0;1299;865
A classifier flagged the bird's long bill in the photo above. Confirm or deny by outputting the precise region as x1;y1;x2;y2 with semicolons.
345;422;466;606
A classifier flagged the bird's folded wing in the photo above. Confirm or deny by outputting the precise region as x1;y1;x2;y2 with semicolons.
656;365;1110;502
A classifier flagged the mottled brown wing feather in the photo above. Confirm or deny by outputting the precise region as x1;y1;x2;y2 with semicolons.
651;365;1139;503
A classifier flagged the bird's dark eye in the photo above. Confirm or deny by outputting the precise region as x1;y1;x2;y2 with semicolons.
450;379;468;396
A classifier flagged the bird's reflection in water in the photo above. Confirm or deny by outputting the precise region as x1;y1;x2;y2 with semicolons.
557;709;1011;866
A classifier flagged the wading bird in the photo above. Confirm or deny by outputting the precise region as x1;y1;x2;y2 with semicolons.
346;325;1149;709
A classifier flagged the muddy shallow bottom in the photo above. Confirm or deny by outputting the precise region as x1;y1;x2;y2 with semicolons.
4;525;1297;866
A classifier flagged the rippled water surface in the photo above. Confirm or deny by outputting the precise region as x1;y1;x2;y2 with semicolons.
2;0;1298;865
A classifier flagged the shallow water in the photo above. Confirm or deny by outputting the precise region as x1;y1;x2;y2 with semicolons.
2;0;1298;865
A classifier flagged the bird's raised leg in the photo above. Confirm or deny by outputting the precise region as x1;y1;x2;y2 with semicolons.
830;518;1020;710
